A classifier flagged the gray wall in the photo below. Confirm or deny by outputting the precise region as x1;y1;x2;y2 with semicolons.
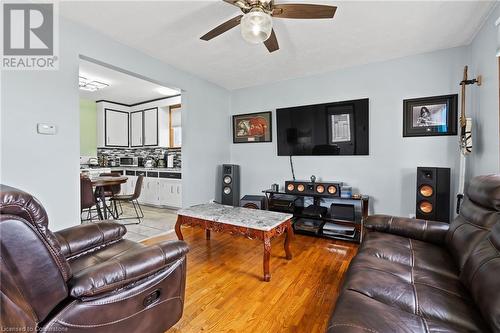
469;4;500;177
230;47;469;217
1;18;231;230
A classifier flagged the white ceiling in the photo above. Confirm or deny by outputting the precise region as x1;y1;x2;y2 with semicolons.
64;1;496;90
79;59;180;104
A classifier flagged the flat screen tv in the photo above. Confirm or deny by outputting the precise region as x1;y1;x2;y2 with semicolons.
277;98;369;156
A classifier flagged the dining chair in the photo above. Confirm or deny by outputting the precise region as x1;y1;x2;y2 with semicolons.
80;176;98;222
99;172;122;219
110;175;144;225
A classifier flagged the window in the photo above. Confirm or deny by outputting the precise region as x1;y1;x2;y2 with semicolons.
169;104;181;148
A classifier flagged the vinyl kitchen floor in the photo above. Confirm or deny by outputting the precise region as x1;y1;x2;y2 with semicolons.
117;202;178;241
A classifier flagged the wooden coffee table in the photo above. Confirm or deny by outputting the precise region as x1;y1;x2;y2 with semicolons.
175;203;294;282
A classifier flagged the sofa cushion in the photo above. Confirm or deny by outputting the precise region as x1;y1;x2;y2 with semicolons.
327;289;487;333
460;223;500;332
359;231;458;278
67;239;145;275
334;230;489;332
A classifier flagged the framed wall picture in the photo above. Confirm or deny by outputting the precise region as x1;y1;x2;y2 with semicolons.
403;94;458;137
233;111;272;143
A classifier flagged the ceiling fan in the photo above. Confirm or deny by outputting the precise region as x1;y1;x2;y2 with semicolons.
200;0;337;53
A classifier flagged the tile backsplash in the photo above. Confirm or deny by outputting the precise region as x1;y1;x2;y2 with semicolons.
97;147;181;168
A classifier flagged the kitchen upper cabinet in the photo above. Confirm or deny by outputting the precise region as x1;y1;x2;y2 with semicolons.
97;100;178;148
130;111;143;147
143;108;158;146
105;109;129;147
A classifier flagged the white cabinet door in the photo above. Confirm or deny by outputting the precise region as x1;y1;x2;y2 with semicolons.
143;108;158;146
158;179;181;208
105;109;129;147
173;182;182;208
130;111;143;147
126;175;137;195
141;178;159;205
158;179;172;206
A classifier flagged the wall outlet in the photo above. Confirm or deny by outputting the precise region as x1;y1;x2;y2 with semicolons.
37;123;57;135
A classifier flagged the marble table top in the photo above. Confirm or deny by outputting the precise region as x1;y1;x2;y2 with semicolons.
177;203;293;231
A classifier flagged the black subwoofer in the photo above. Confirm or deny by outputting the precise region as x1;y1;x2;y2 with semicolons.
240;195;266;210
416;167;450;222
221;164;240;206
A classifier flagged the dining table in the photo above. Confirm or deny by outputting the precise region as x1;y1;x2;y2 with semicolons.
90;176;128;220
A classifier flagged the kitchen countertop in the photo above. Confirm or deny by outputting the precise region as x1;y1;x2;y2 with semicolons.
80;166;181;173
109;166;181;172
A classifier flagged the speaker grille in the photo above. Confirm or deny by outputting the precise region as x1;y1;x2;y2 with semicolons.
418;200;433;214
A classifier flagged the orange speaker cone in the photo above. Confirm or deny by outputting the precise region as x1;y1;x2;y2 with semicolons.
419;185;434;197
327;185;337;194
244;203;259;209
287;183;295;192
419;201;433;214
297;184;305;192
316;185;325;193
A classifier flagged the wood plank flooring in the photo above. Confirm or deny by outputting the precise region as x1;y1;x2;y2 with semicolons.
143;226;358;333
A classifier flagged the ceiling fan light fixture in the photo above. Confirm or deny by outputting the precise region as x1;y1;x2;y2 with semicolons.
241;8;273;44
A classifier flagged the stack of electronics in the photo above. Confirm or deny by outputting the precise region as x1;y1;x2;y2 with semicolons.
322;223;356;239
294;205;328;235
268;194;302;214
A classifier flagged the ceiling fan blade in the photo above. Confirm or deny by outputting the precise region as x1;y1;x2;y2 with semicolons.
223;0;250;10
264;29;279;53
272;4;337;19
200;15;243;41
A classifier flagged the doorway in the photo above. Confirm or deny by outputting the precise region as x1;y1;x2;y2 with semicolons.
78;56;183;241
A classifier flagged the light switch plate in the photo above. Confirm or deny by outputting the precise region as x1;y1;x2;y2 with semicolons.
37;123;57;135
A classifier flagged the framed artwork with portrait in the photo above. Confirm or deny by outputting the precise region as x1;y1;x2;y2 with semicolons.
232;111;272;143
403;94;458;137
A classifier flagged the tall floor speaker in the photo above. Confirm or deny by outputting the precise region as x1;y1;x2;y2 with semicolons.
416;167;451;223
221;164;240;206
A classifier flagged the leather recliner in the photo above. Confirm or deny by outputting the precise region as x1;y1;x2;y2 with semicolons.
0;185;189;332
328;174;500;333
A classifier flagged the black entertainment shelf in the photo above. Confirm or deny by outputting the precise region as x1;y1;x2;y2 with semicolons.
263;189;369;244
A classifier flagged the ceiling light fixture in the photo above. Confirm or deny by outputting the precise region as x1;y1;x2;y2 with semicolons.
240;8;273;44
79;76;109;92
156;87;180;96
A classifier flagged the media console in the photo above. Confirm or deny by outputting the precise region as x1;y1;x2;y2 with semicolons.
263;189;368;243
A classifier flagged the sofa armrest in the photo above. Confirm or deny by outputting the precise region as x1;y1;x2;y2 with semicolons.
69;240;189;298
365;214;449;245
55;222;127;258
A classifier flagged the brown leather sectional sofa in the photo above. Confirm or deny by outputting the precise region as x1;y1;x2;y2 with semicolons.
0;185;189;332
328;174;500;332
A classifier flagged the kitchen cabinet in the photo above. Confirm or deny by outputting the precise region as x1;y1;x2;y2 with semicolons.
128;108;159;147
123;174;137;195
97;100;176;148
159;178;181;208
104;109;129;147
143;108;158;146
130;111;143;147
128;172;181;208
141;178;159;205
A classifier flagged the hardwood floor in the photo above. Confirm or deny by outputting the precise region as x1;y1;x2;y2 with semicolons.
143;226;358;333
